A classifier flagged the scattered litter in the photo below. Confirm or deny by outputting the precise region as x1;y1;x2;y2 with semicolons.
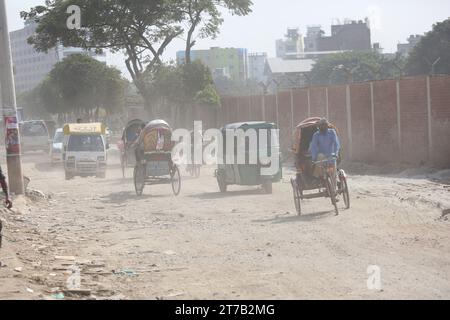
113;269;138;277
51;293;65;300
26;288;34;294
14;267;23;272
164;292;185;298
164;250;176;256
55;256;76;261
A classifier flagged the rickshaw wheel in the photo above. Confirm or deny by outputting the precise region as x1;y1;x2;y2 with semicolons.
262;179;273;194
341;177;350;209
326;174;339;216
291;178;302;216
171;165;181;196
134;164;145;196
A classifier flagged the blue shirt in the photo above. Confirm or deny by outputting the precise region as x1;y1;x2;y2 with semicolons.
309;129;340;161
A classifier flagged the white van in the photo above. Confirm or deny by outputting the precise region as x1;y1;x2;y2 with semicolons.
20;120;51;152
63;123;108;180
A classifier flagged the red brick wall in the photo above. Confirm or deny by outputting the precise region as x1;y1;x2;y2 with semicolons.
292;88;309;126
278;91;293;154
310;87;327;117
350;83;373;162
373;80;400;163
250;95;264;121
215;75;450;168
399;76;428;164
430;76;450;167
264;94;277;124
328;85;349;159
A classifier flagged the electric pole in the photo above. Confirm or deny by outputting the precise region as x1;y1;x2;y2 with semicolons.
0;0;25;195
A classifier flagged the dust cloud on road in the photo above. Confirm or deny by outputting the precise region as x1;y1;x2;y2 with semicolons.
0;148;449;300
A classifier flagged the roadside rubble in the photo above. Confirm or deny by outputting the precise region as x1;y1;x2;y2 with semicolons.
0;189;121;300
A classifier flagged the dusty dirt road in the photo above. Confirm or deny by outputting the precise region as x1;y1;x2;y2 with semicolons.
0;148;449;300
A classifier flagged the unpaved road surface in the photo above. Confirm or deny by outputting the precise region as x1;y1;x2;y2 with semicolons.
0;148;449;300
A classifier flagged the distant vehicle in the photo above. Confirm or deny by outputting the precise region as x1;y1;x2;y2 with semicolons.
215;122;282;194
63;123;108;180
19;120;51;153
50;128;64;165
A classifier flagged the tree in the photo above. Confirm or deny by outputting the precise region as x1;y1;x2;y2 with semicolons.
22;0;184;115
39;54;127;121
406;18;450;76
147;61;220;126
180;0;253;64
16;87;50;120
309;51;406;86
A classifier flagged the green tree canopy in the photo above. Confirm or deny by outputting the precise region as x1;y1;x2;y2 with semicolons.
406;18;450;76
309;51;406;86
22;0;183;115
39;54;127;120
149;60;220;108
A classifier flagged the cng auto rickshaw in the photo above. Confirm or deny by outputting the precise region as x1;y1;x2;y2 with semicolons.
133;120;181;196
290;117;350;216
215;122;282;194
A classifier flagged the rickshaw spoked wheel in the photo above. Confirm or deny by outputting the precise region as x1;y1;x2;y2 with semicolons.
134;164;145;196
325;174;339;216
171;165;181;196
291;178;302;216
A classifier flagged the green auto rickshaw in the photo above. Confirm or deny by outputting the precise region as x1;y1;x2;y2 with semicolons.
215;121;282;194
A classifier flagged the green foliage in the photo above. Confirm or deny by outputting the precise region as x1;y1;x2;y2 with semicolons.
309;51;407;86
38;54;127;118
22;0;184;114
149;60;220;108
16;86;49;120
406;18;450;75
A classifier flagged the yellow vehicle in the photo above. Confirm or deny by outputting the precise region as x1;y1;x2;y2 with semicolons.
62;123;108;180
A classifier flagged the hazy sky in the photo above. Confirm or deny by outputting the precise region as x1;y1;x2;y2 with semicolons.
5;0;450;77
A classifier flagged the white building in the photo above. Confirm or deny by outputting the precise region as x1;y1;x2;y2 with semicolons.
248;52;268;83
276;28;305;59
10;21;105;94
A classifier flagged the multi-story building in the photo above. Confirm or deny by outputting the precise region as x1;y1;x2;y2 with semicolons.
276;28;305;59
10;21;105;94
304;26;323;52
248;52;268;83
397;35;423;57
176;47;249;82
303;20;372;53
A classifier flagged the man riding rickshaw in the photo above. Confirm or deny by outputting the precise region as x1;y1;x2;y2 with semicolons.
291;117;350;216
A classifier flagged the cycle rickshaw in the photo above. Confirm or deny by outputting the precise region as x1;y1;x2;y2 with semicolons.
290;117;350;216
133;120;181;196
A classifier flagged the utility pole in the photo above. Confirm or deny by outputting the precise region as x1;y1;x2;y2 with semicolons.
0;0;25;195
